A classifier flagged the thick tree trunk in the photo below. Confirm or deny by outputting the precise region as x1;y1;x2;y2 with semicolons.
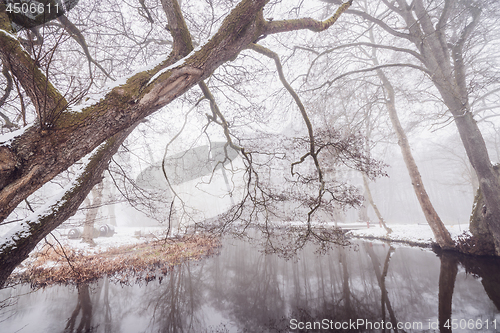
0;125;135;287
65;283;93;332
468;166;499;255
358;189;370;222
365;244;398;328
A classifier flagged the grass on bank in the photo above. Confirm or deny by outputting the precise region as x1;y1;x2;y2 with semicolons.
9;234;220;287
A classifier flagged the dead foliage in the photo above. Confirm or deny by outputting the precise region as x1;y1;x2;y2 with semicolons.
9;234;220;287
455;231;496;256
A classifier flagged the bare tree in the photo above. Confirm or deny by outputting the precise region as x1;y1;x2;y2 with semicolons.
0;0;366;286
369;45;453;248
318;0;500;254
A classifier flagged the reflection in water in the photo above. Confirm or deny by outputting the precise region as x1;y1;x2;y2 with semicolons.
365;244;399;332
1;238;499;332
458;254;500;311
438;254;458;333
65;283;93;333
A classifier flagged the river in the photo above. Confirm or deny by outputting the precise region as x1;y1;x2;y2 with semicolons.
1;237;499;332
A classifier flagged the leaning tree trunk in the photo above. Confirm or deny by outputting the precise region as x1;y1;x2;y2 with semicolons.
0;0;355;285
358;191;370;222
371;56;454;249
0;125;135;287
362;173;392;234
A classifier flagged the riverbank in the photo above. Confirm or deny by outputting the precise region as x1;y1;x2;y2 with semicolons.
8;232;220;287
346;223;468;247
7;223;468;287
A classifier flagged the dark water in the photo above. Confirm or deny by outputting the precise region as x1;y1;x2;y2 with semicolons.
1;238;499;333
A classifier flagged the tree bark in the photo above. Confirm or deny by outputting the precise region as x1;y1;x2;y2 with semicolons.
0;0;196;286
0;124;136;287
396;0;500;253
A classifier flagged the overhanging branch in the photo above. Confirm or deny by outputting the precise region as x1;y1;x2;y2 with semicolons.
265;0;352;35
247;43;326;222
346;9;412;41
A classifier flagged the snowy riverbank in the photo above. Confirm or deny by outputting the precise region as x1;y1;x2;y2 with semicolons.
346;223;468;247
50;226;172;253
47;223;469;253
6;222;470;285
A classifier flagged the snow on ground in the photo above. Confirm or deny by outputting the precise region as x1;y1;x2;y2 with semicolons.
6;222;472;277
50;226;174;254
48;223;469;253
8;226;187;276
6;221;470;275
346;222;469;247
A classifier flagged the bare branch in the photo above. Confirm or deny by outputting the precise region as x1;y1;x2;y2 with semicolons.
308;63;431;92
0;64;16;129
247;43;325;222
305;41;424;81
265;0;352;35
57;15;116;80
346;9;412;40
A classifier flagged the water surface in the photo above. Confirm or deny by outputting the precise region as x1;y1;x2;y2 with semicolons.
1;238;499;332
